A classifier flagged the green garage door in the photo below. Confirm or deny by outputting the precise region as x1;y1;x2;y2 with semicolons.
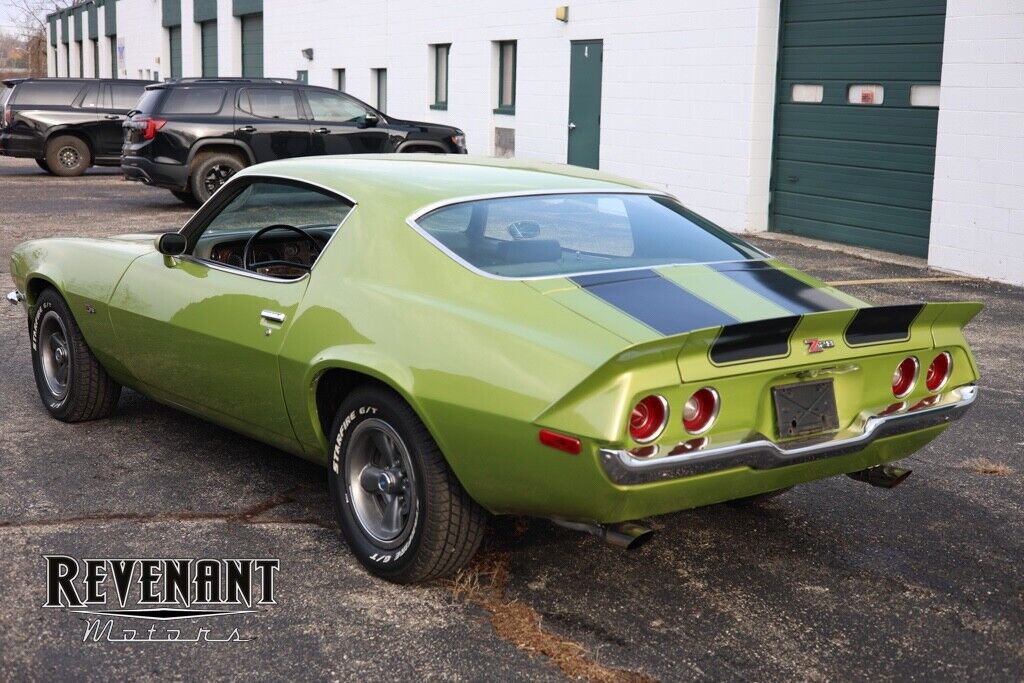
770;0;946;257
241;14;263;78
201;21;218;77
168;26;181;79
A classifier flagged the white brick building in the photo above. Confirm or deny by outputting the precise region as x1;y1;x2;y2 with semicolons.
45;0;1024;286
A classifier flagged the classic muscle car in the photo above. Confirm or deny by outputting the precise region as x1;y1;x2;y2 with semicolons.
9;155;980;582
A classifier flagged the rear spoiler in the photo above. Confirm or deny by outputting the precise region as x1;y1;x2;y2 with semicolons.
536;302;982;439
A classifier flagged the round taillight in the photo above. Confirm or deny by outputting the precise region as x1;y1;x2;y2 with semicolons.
629;395;668;444
891;357;919;398
926;351;952;392
683;387;719;434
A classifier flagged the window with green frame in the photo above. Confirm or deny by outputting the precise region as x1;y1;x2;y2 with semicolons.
494;40;516;114
334;68;346;91
431;43;449;110
296;70;307;83
374;68;387;113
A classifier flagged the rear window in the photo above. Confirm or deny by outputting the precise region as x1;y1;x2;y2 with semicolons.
11;81;83;106
159;87;226;114
414;193;764;278
0;86;12;108
134;89;165;115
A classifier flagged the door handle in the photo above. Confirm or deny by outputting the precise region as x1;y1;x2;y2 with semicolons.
568;122;577;130
260;310;286;324
104;114;123;120
237;125;257;134
313;127;330;134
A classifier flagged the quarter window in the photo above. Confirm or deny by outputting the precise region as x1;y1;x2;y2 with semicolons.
110;83;146;109
160;88;226;114
431;43;450;109
240;88;300;119
495;40;516;114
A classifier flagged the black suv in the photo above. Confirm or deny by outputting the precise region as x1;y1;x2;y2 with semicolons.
0;78;152;176
122;78;467;204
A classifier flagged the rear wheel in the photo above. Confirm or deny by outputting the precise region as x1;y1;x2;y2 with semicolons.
30;288;121;422
35;158;54;174
189;151;245;204
327;385;486;583
45;135;91;177
170;188;200;205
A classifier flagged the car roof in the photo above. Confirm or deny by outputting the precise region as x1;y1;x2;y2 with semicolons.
238;155;660;214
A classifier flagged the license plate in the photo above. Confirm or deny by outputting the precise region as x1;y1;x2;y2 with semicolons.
772;379;839;438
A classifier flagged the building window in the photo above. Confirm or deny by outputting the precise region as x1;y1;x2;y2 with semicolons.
373;68;387;113
334;68;346;91
296;70;307;83
495;40;516;114
109;37;118;79
910;84;940;107
848;84;883;105
791;84;823;103
431;43;449;110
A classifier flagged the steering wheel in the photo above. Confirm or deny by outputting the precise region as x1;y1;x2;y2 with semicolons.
242;224;321;273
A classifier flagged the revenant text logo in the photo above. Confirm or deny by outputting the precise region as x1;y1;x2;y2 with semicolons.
44;556;280;643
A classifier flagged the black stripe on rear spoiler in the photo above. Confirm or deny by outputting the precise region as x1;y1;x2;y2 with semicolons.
711;315;801;364
845;304;924;346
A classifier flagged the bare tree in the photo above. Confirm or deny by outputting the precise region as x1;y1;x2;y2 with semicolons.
6;0;73;76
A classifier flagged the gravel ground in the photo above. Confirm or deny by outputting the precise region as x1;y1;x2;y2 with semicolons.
1;155;1021;681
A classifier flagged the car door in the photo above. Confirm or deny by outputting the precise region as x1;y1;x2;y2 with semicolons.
234;87;312;162
106;177;352;450
302;88;390;155
90;82;145;157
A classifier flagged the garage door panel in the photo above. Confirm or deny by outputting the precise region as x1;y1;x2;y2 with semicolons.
772;214;927;256
773;192;931;238
241;14;262;78
785;0;945;23
783;15;946;47
776;160;933;211
774;136;936;175
781;44;943;82
775;104;940;147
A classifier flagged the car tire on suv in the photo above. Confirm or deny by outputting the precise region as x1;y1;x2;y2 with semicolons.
35;158;54;174
44;135;91;177
189;150;246;204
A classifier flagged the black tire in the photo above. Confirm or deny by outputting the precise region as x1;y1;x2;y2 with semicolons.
35;158;54;174
189;151;246;204
170;188;200;206
44;135;91;177
327;385;486;583
727;487;793;507
30;288;121;422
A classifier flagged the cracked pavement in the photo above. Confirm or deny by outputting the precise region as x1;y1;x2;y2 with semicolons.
1;157;1022;681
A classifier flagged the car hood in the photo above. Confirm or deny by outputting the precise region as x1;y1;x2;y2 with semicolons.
528;259;869;344
389;117;462;136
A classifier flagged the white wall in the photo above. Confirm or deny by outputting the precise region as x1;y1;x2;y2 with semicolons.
118;0;166;80
930;1;1024;286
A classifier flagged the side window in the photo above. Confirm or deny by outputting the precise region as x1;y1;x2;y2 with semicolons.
160;88;226;114
13;81;83;106
191;180;353;278
239;88;300;119
305;90;368;122
110;84;145;110
79;84;100;108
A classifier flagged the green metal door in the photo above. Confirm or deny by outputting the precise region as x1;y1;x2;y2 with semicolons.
770;0;946;257
168;26;181;79
241;14;263;78
93;41;99;77
201;20;218;77
567;40;602;169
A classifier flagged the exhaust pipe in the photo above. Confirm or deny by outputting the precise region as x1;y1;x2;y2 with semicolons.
552;519;654;550
847;465;912;489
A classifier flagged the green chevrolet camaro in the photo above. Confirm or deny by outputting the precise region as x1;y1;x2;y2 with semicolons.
9;155;980;582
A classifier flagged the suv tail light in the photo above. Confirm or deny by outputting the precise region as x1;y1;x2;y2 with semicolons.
891;356;919;398
683;388;719;434
128;114;166;141
925;352;952;392
629;395;668;444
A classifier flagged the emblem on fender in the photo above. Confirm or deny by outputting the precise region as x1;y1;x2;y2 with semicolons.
803;338;835;353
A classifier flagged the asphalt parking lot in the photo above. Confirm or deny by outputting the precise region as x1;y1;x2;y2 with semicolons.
1;155;1022;681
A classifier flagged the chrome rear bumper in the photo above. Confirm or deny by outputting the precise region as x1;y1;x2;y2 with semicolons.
600;385;978;485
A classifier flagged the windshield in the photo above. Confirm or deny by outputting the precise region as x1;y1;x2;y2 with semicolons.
413;193;766;278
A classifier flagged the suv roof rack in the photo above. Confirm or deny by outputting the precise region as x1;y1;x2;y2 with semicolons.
161;77;302;85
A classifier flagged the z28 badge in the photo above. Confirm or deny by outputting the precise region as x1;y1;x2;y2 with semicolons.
803;338;836;353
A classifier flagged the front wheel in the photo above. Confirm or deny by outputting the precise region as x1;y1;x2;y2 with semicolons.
30;288;121;422
327;386;486;583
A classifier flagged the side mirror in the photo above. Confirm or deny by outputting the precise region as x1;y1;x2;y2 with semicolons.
156;232;187;256
363;112;379;127
507;221;541;240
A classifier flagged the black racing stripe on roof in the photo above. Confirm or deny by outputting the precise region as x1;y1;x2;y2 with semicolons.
571;269;738;336
711;316;801;364
710;261;849;314
845;304;924;345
